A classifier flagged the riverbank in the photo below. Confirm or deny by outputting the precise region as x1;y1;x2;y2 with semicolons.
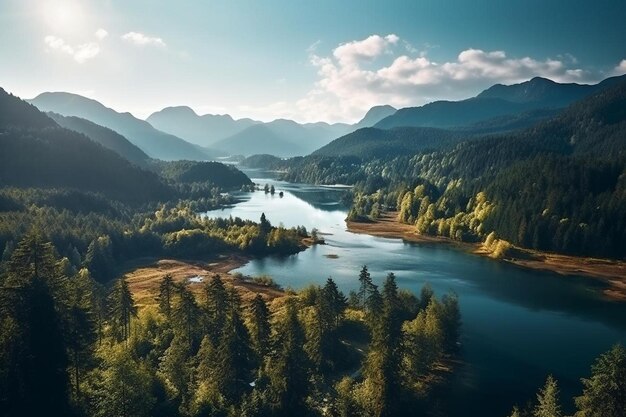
347;212;626;301
122;255;284;308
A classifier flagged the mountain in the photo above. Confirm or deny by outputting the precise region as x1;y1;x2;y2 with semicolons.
47;112;151;166
147;106;259;147
213;119;352;157
374;97;539;130
29;92;210;161
476;75;624;106
148;105;390;157
312;127;465;159
375;75;626;130
353;105;397;129
213;124;305;156
0;88;174;203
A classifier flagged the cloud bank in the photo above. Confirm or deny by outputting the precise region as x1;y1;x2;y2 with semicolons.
288;33;608;122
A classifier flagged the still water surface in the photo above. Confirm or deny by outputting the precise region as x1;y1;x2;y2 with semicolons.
206;169;626;417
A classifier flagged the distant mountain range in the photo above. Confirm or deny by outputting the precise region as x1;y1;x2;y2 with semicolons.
29;92;211;161
286;74;626;163
212;119;352;157
374;75;625;130
146;104;394;157
25;75;626;162
147;106;259;147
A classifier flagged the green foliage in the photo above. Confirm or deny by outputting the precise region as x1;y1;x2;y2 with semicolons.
534;375;562;417
574;344;626;417
264;298;310;416
109;278;137;342
90;343;156;417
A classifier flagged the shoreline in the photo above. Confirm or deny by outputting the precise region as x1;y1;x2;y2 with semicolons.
122;254;284;308
347;212;626;301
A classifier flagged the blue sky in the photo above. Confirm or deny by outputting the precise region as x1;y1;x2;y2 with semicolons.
1;0;625;122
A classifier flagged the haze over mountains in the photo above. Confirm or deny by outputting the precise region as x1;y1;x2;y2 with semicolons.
22;75;626;162
147;106;259;147
148;107;358;156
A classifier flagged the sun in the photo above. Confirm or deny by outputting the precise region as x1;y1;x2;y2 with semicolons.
40;0;86;34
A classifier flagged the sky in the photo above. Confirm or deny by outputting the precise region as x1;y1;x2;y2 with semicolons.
1;0;625;123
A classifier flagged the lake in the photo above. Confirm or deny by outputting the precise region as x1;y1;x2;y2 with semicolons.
206;169;626;417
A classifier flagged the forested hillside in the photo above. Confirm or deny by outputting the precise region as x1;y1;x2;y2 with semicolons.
0;89;173;204
277;78;626;259
312;126;466;159
48;113;151;166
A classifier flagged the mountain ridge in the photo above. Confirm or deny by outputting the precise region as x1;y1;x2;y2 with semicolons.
29;92;211;161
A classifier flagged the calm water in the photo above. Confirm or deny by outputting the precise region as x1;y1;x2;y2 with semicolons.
206;169;626;417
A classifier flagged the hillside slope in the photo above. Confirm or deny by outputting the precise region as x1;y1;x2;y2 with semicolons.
48;112;150;166
29;92;210;161
0;89;174;203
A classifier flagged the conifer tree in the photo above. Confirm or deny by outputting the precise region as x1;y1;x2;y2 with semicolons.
109;278;137;343
357;265;373;308
575;344;626;417
264;298;310;416
158;274;175;319
248;293;271;363
534;375;562;417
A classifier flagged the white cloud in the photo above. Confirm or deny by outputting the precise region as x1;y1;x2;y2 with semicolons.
287;34;606;122
614;59;626;75
44;35;74;54
74;43;100;63
122;32;166;47
95;28;108;40
44;35;99;63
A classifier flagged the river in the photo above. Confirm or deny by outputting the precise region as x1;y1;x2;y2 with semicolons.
205;169;626;417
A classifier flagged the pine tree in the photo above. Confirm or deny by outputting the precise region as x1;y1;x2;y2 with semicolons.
66;268;97;402
534;375;562;417
248;293;271;365
440;292;461;353
322;277;347;329
358;273;404;417
204;274;228;342
264;298;310;416
172;284;200;351
0;233;72;417
109;278;137;343
158;274;175;319
575;344;626;417
357;265;373;308
95;343;156;417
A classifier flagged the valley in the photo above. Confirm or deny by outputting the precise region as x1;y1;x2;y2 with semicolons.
1;20;626;416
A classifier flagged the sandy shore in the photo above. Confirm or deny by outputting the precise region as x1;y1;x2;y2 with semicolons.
347;212;626;301
122;255;284;308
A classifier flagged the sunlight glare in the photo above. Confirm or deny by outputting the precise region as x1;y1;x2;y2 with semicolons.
40;0;86;34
